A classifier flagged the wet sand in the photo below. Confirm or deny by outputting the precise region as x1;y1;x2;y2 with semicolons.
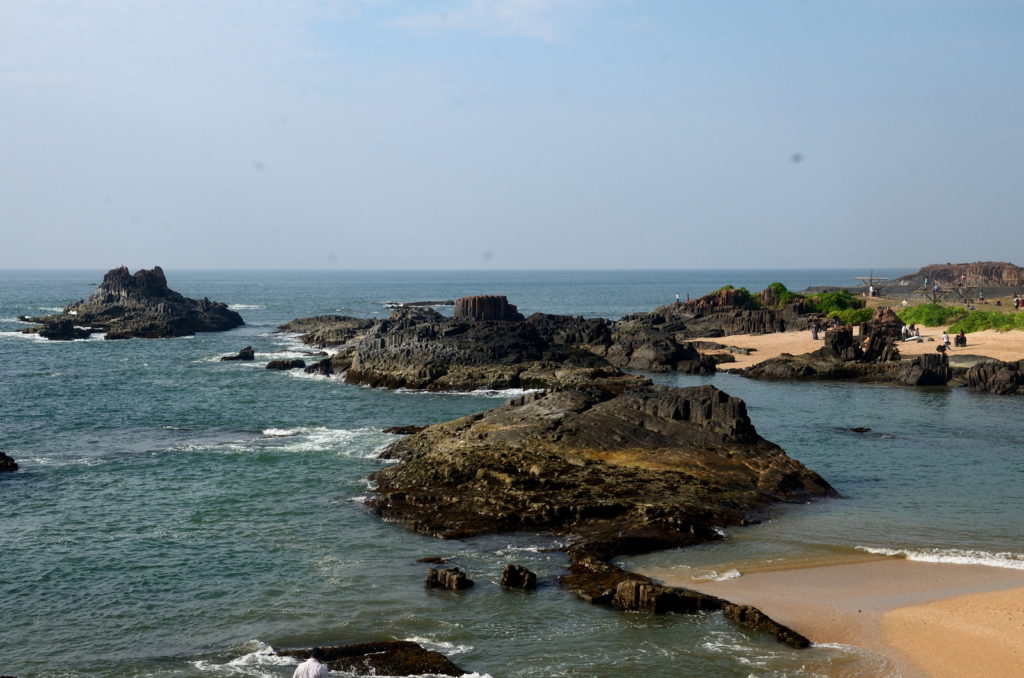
638;559;1024;678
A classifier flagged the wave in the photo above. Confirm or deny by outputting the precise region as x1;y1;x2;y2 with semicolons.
0;330;107;342
395;387;543;399
404;635;473;657
228;304;265;310
857;545;1024;570
193;639;296;675
693;568;742;582
166;427;391;458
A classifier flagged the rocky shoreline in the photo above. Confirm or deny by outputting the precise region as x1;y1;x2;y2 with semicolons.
368;383;833;645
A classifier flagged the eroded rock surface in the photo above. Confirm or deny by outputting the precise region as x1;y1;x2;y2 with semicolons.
20;266;243;340
0;451;18;473
964;359;1024;394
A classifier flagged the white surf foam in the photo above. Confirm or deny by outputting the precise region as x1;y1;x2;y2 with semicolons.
394;387;543;399
228;304;265;310
694;568;742;582
857;545;1024;570
193;639;296;676
404;635;473;656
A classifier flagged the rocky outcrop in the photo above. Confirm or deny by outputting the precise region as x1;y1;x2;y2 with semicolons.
220;346;255;361
500;564;537;590
278;641;464;677
367;384;832;643
425;567;474;591
0;451;17;472
20;266;243;340
964;359;1024;395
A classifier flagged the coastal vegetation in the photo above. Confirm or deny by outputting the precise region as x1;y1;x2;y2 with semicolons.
897;303;967;328
949;310;1024;333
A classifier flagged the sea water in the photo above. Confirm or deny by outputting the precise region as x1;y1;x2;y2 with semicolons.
3;268;1018;678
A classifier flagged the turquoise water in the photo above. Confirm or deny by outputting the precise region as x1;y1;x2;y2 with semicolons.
4;268;1019;678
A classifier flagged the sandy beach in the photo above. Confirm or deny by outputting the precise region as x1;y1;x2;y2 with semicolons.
704;328;1024;370
638;559;1024;678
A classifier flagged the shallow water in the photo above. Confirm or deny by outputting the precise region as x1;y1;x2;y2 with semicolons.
4;268;1014;678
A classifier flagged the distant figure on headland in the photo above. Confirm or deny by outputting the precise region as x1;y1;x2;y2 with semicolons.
293;647;328;678
675;293;680;303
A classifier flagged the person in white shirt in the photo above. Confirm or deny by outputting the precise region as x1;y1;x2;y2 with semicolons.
293;647;329;678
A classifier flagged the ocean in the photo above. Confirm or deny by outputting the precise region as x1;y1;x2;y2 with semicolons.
2;268;1021;678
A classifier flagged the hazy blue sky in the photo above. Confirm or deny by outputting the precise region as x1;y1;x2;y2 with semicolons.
2;1;1022;270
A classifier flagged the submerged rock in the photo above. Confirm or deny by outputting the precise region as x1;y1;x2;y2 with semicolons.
0;451;18;472
278;641;464;677
20;266;243;340
220;346;255;361
265;359;306;371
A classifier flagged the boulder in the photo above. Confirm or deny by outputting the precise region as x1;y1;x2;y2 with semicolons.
20;266;243;340
220;346;255;361
278;641;464;677
425;567;474;591
35;319;92;341
500;564;537;590
0;451;18;473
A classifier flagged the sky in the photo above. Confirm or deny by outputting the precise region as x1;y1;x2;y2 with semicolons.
2;0;1022;270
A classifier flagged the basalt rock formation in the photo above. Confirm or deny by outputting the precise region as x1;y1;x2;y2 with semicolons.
285;303;645;392
0;451;18;473
367;384;832;644
20;266;243;340
425;567;474;591
964;359;1024;395
278;641;464;677
265;359;306;371
501;564;538;590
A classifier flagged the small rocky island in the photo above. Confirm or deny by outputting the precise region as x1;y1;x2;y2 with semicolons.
20;266;244;340
368;383;834;645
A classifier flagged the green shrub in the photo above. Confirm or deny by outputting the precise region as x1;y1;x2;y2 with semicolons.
827;308;873;325
897;303;967;328
948;310;1024;333
763;282;804;309
806;290;864;315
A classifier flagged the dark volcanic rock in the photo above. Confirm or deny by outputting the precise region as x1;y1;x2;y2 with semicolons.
425;567;474;590
0;451;18;472
21;266;243;340
265;359;306;370
279;641;464;677
220;346;255;361
278;315;375;349
890;261;1024;292
367;384;831;645
500;564;538;590
722;603;812;648
36;319;92;341
964;359;1024;395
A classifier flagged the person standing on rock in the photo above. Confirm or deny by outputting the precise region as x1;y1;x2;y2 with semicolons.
293;647;328;678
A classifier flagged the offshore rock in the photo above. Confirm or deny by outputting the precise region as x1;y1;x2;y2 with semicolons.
0;451;18;472
20;266;243;340
36;319;93;341
279;641;464;677
368;384;832;645
425;567;474;591
220;346;255;361
964;359;1024;395
500;564;537;590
